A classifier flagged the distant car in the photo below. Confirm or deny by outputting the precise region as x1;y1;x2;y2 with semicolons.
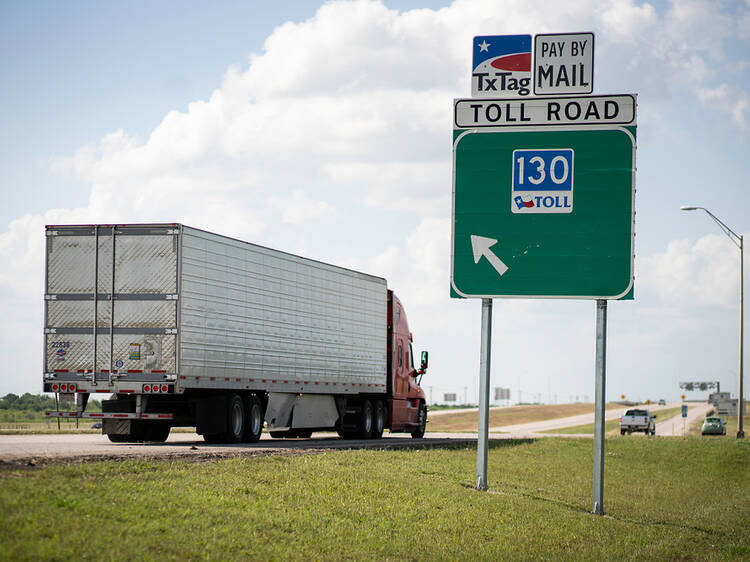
620;409;656;435
658;399;666;405
701;417;726;436
91;422;102;429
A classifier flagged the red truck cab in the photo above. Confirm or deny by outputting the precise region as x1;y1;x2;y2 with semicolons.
387;291;427;436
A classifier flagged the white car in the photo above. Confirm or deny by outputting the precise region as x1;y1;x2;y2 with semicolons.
619;409;656;435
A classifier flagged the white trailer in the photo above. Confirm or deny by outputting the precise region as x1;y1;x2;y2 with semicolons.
44;224;428;442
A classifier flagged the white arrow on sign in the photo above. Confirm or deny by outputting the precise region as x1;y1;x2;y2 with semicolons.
471;235;509;276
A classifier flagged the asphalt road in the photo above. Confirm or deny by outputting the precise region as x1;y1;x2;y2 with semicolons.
0;402;713;464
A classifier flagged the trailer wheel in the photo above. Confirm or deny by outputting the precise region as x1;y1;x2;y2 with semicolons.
221;393;246;444
411;403;427;438
358;399;374;439
295;429;313;439
372;401;385;439
243;394;263;443
107;433;129;443
141;422;171;443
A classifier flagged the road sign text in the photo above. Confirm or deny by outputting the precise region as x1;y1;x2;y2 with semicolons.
454;95;635;128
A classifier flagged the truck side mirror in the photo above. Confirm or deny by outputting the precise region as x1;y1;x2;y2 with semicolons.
420;351;428;371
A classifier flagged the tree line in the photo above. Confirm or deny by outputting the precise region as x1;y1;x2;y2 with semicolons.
0;393;101;411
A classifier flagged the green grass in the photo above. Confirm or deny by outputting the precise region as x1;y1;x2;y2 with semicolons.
1;438;748;560
547;406;686;435
427;402;622;433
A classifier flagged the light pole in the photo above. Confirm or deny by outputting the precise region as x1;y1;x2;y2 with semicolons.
680;206;744;438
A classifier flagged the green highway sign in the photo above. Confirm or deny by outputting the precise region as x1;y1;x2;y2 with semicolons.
451;95;636;299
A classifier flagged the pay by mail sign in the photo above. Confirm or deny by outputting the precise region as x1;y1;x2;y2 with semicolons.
534;32;594;95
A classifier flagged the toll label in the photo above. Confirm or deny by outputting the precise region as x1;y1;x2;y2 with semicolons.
511;149;574;214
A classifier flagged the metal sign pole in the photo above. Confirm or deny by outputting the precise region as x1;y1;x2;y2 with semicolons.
592;299;607;515
476;298;493;491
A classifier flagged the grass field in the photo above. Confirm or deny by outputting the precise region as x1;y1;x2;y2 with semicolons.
1;437;747;560
427;402;622;433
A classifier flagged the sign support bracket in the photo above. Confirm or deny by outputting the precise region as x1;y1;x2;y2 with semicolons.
592;298;607;515
476;298;493;491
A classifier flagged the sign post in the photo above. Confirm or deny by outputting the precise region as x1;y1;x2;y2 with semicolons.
476;298;493;490
454;34;636;513
593;299;607;514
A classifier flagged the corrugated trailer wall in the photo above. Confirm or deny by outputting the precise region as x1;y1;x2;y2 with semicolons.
178;227;388;391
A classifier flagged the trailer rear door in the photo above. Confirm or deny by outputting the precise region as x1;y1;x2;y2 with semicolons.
44;225;179;385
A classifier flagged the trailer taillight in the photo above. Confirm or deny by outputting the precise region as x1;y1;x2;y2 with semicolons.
60;384;68;392
52;384;59;392
69;383;76;392
160;385;168;393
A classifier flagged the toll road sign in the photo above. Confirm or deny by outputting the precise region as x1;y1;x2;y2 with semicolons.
450;107;636;299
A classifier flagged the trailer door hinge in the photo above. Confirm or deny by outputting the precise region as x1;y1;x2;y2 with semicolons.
166;294;178;300
165;329;178;335
45;294;58;300
44;328;57;334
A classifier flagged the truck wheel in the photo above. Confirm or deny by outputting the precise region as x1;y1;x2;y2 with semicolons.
411;403;427;438
143;422;171;443
358;399;375;439
296;429;313;439
620;430;625;436
243;394;263;443
221;393;246;444
372;401;385;439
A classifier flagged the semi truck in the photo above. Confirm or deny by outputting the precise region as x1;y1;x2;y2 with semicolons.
43;223;428;443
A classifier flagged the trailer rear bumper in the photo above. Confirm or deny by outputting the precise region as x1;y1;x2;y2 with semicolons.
45;411;174;420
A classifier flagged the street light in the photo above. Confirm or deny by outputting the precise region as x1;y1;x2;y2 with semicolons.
680;205;744;438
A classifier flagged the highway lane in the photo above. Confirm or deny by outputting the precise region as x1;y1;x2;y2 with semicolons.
0;432;501;464
655;402;713;436
489;401;688;434
0;402;713;464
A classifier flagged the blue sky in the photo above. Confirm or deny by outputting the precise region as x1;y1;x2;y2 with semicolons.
1;0;748;405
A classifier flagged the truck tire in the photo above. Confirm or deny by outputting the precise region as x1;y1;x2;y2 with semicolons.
221;393;246;444
358;399;375;439
620;430;625;436
372;401;385;439
296;429;313;439
243;394;263;443
142;422;171;443
411;403;427;438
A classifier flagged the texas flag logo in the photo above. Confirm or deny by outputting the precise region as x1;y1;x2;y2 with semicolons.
514;195;535;210
472;35;532;97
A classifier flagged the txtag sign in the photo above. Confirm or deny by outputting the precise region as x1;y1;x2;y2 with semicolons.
534;32;594;95
472;35;532;97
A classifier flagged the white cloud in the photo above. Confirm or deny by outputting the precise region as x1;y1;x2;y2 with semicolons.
268;189;337;224
2;0;749;397
638;233;744;308
697;84;749;129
